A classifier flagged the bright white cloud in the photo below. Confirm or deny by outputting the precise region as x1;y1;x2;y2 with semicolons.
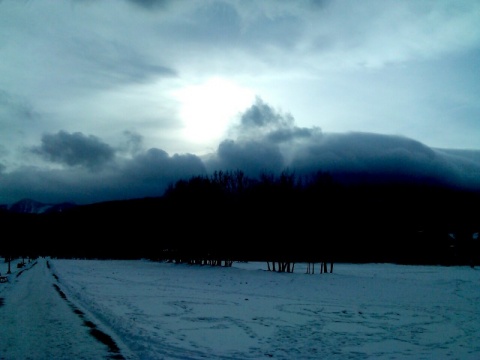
172;77;256;146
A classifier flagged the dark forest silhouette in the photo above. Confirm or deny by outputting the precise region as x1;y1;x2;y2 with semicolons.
1;170;479;270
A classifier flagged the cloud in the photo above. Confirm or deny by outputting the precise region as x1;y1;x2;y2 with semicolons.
231;96;320;143
205;97;322;176
32;131;115;170
238;96;294;130
209;99;480;191
121;148;206;183
0;1;478;207
206;139;285;178
228;0;480;70
74;0;173;10
266;127;316;144
125;0;172;10
290;132;436;173
1;101;479;207
67;36;177;88
0;90;37;122
119;130;144;157
0;142;207;205
302;0;480;69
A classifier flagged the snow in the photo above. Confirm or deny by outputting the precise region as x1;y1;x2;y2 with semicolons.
1;258;479;359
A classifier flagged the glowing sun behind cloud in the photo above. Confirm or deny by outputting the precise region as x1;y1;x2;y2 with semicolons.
174;77;255;147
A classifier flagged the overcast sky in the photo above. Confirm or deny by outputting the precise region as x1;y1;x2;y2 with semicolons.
1;0;479;205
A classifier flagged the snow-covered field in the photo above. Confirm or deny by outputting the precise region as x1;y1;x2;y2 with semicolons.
1;258;479;359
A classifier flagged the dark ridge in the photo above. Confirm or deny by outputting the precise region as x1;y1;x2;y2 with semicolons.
46;261;51;269
52;273;59;281
74;309;84;316
82;318;124;358
89;328;123;358
0;298;4;307
108;355;126;360
14;261;37;278
52;283;67;300
50;279;125;359
84;320;96;328
5;198;77;214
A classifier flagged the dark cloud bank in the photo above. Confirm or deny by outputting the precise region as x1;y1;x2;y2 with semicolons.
1;98;479;205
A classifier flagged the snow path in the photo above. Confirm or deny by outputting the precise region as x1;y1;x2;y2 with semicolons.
0;258;124;360
51;260;480;360
1;258;480;359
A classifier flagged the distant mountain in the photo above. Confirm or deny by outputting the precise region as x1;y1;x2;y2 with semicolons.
2;198;77;214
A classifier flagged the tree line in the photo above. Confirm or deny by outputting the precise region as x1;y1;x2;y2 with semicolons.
1;169;479;269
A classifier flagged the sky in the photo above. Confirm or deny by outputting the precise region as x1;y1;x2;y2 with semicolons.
1;258;479;359
1;0;480;205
